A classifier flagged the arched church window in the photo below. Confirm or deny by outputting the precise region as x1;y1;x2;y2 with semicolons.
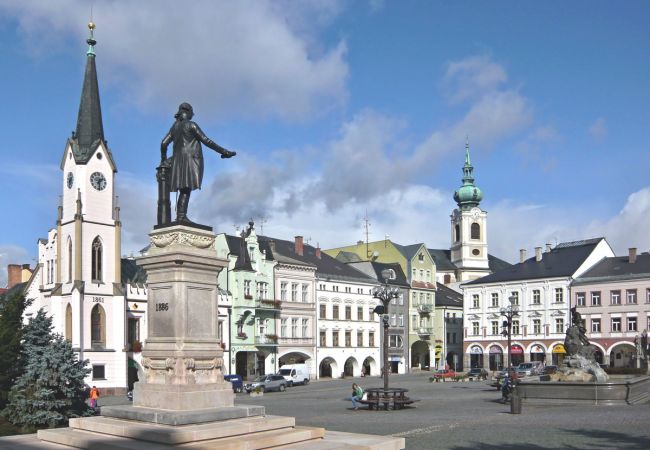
67;238;73;282
92;237;103;282
91;304;106;348
471;223;480;240
65;304;72;341
454;224;460;242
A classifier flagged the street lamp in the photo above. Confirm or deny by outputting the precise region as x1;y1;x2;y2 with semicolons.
500;296;519;370
372;268;400;390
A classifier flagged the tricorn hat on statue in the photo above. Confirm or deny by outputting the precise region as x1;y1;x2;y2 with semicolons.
175;102;194;119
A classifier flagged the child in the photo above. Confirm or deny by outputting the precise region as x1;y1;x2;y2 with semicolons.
89;386;100;408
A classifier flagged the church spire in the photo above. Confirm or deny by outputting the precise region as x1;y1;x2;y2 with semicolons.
72;21;105;162
453;138;483;210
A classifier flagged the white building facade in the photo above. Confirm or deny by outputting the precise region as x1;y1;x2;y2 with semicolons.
462;239;615;371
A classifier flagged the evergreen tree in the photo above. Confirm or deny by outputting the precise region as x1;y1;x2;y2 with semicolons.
3;309;91;428
0;288;28;408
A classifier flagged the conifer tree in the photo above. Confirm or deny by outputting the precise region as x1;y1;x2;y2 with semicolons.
0;289;28;408
3;309;91;428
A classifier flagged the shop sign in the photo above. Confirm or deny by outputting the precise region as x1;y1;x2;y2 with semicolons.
553;344;566;354
532;345;545;353
470;345;483;354
511;345;524;355
489;345;503;354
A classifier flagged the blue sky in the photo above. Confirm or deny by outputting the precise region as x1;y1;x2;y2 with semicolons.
0;1;649;284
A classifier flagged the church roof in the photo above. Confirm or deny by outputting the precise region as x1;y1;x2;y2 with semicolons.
121;258;147;285
463;238;605;286
63;23;116;170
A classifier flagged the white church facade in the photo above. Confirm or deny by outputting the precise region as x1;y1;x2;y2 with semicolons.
23;26;146;394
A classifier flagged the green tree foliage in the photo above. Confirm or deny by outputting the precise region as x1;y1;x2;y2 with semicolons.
3;309;92;428
0;288;28;408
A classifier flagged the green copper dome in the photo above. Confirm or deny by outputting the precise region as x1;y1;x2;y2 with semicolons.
453;140;483;210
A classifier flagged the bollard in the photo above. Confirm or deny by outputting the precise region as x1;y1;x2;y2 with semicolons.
510;391;522;414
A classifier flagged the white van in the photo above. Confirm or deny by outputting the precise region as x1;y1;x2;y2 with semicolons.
277;364;310;386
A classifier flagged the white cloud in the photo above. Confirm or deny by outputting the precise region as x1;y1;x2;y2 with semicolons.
0;0;349;121
0;245;32;287
589;117;607;143
443;54;508;104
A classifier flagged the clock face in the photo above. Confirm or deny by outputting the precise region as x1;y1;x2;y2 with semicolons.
66;172;74;189
90;172;107;191
471;207;481;218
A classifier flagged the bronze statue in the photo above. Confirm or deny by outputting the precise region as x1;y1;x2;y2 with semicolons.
160;102;236;225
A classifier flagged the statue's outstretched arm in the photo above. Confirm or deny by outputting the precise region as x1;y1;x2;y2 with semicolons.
161;130;173;162
192;122;236;158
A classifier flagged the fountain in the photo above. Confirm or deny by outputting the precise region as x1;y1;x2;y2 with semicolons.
516;308;650;405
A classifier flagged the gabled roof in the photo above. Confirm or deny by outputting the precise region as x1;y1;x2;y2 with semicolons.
393;242;426;261
347;261;410;287
463;238;605;285
488;254;512;273
334;251;363;263
574;253;650;285
435;282;463;308
258;236;374;284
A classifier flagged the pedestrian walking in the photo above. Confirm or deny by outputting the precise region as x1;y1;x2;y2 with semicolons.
89;385;100;408
347;383;364;410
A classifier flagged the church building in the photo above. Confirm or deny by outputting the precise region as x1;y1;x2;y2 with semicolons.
23;24;146;394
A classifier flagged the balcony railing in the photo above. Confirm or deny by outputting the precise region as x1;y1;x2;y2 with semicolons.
255;299;282;310
417;304;432;314
416;327;433;336
255;334;279;345
277;337;314;345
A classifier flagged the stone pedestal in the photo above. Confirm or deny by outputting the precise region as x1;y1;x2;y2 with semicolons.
132;224;234;410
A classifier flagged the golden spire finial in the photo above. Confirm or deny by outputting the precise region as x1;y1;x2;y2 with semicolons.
88;21;96;31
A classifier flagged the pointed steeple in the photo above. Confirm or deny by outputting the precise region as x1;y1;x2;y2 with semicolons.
453;138;483;210
72;21;105;163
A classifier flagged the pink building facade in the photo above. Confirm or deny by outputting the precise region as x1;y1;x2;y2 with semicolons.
572;249;650;368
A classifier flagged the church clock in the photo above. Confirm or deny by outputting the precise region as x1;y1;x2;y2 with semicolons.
90;172;107;191
66;172;74;189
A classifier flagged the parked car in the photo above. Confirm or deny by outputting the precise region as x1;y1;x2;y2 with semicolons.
431;369;456;381
244;375;287;393
542;365;558;375
224;374;244;393
466;368;488;381
277;364;310;386
515;361;543;377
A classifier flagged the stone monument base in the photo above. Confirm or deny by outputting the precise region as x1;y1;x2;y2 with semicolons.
30;410;405;449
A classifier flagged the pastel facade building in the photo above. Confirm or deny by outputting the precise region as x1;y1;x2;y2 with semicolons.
572;248;650;368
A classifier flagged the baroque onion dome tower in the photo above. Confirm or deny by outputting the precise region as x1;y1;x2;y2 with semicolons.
56;22;126;390
450;139;489;281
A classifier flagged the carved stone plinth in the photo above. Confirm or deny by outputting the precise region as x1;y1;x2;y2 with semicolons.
133;224;233;410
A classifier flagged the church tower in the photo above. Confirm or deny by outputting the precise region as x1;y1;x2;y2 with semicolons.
450;140;489;281
25;22;127;391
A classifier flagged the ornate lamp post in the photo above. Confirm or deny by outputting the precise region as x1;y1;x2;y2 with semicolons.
500;296;519;370
372;269;400;390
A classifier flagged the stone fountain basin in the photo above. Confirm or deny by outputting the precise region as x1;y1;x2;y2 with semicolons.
516;375;650;405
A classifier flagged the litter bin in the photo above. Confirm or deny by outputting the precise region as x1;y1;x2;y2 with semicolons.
510;391;522;414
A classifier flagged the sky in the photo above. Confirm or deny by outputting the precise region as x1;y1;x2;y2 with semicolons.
0;0;649;285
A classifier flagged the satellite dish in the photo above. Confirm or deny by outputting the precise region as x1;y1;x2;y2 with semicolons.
372;250;380;257
381;268;396;281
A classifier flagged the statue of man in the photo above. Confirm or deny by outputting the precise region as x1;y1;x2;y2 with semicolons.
160;102;236;223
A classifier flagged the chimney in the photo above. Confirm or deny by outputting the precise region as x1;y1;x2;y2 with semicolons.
315;244;321;259
519;249;527;263
268;240;276;254
535;247;542;262
546;243;552;253
7;264;21;289
629;247;637;264
294;236;304;256
357;240;364;245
